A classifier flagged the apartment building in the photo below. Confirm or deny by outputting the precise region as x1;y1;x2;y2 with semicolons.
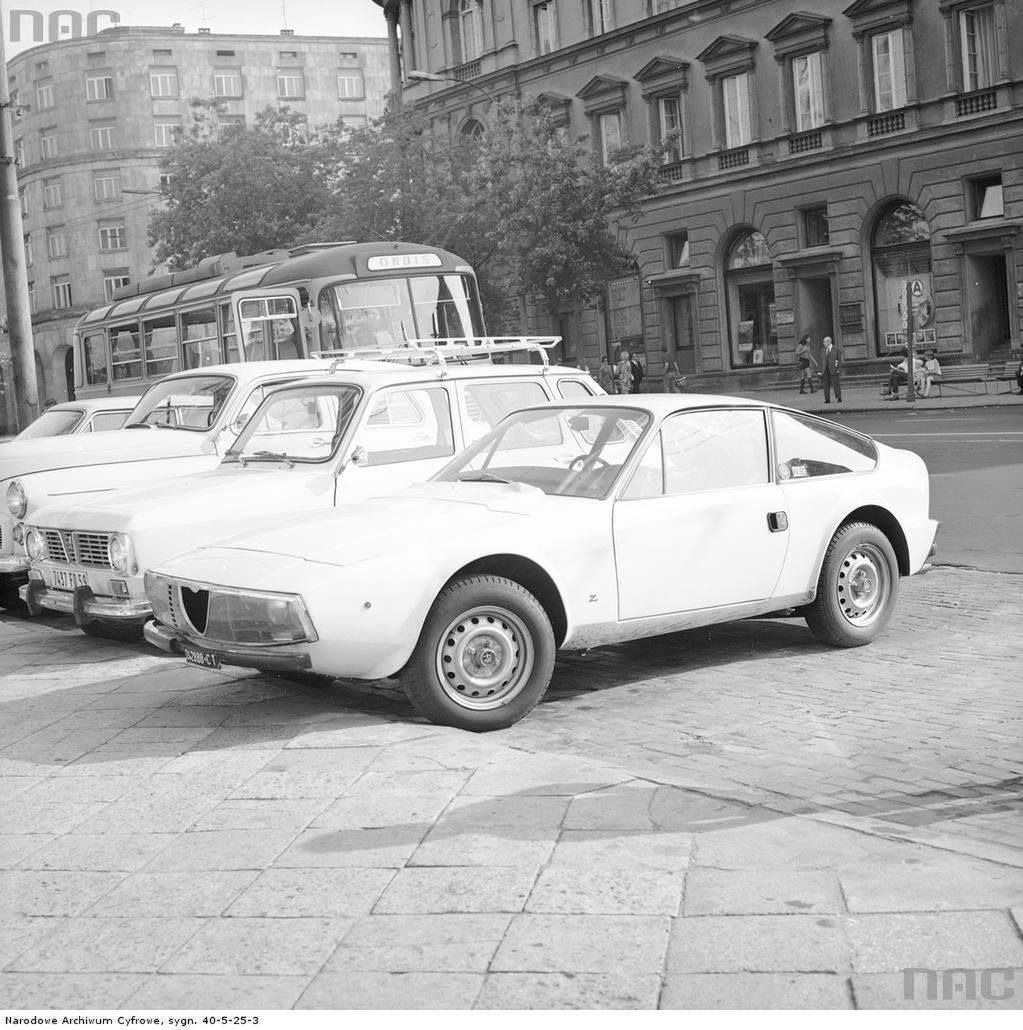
387;0;1021;386
2;24;389;419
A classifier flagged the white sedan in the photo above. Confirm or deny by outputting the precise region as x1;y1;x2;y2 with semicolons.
5;397;141;442
143;396;938;732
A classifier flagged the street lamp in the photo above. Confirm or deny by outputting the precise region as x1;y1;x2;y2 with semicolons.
406;69;498;105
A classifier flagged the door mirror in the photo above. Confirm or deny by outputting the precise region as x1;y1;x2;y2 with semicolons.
348;445;368;467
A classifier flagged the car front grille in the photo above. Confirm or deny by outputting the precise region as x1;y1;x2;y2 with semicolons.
40;529;112;569
154;579;209;636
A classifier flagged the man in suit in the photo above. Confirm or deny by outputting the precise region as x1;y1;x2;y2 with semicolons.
821;336;842;403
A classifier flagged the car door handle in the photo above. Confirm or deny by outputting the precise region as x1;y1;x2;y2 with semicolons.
767;511;789;532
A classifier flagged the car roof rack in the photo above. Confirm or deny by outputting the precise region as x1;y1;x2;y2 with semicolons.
312;336;562;375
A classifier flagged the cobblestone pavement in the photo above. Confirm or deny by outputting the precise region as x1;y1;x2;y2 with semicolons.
1;565;1021;1010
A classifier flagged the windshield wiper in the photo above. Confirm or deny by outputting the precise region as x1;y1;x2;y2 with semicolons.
238;450;295;468
456;471;510;483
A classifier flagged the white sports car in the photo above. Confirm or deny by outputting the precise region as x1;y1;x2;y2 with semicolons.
143;396;938;732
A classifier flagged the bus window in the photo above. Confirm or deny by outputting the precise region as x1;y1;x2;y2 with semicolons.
181;307;220;369
317;291;340;351
110;323;143;381
142;313;179;378
221;301;239;363
237;296;300;360
410;274;481;341
82;332;109;386
334;281;413;349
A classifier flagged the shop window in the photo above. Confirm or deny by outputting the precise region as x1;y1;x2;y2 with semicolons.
803;206;830;247
871;201;932;356
971;175;1003;219
725;230;777;369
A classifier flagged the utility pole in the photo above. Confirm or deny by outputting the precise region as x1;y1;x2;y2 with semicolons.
0;2;39;431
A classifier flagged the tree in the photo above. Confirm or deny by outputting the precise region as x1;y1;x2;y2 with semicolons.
147;103;341;270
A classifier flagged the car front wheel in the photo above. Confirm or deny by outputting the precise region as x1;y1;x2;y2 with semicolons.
401;575;556;732
804;521;899;647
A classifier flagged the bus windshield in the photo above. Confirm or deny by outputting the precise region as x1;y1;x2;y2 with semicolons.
127;374;235;431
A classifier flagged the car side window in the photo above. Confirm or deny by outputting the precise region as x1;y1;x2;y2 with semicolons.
459;381;550;444
358;386;454;466
620;430;665;499
557;379;597;399
659;409;769;495
772;410;877;480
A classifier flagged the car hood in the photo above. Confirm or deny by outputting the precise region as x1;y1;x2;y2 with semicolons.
0;428;213;483
156;481;556;575
31;464;333;533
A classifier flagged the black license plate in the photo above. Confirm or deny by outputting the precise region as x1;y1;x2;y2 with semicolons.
183;646;221;670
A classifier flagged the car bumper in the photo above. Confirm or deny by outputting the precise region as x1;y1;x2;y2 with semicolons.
143;619;314;673
0;555;30;575
21;577;152;624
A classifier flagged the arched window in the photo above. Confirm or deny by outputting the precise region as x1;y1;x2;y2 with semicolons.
871;200;933;355
725;230;777;368
461;118;486;139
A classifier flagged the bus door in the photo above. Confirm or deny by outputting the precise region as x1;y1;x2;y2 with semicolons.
231;290;303;362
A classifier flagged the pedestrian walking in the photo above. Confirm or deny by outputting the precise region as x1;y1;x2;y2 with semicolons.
615;349;633;395
661;347;681;393
597;355;616;394
821;336;842;403
795;334;816;394
630;353;645;394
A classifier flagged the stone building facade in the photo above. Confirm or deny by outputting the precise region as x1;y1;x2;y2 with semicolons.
386;0;1022;387
2;24;389;425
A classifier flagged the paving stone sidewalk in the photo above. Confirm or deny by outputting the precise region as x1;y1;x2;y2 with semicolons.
0;565;1021;1010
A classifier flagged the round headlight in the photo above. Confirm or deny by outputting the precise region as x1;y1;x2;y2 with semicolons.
7;481;27;519
25;528;46;563
108;533;131;574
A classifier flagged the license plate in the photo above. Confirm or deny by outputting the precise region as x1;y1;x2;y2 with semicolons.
183;646;221;670
48;568;88;590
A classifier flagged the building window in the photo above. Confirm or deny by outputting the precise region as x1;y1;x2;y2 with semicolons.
24;235;32;268
586;0;613;36
872;201;932;356
277;72;305;99
154;122;182;147
90;123;116;150
338;71;364;99
40;130;58;160
158;173;173;189
35;82;55;110
43;179;63;209
214;70;243;97
94;173;120;201
457;0;484;63
668;231;690;267
803;206;830;247
723;73;752;148
86;74;113;101
725;230;777;368
658;95;684;163
959;4;997;91
47;228;68;260
19;189;27;217
971;174;1003;218
598;111;622;164
533;1;558;56
793;52;826;131
52;276;73;309
872;29;907;111
14;138;24;166
103;272;131;301
149;69;179;97
98;223;127;251
28;281;38;314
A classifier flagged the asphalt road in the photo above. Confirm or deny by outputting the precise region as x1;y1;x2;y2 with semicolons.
834;407;1023;574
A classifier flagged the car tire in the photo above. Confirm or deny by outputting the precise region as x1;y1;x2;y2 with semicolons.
81;619;145;643
401;575;556;732
804;521;899;647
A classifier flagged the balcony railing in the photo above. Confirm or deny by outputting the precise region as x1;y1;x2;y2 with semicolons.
787;130;822;154
451;60;482;81
718;147;749;171
956;89;997;117
657;160;688;185
867;111;905;137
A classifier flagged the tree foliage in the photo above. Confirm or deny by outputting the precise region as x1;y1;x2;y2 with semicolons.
147;97;663;323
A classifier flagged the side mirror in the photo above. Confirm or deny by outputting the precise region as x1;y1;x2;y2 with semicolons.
348;445;368;467
231;413;250;435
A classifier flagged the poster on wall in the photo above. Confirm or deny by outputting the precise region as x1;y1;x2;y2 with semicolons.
879;273;933;352
608;276;643;350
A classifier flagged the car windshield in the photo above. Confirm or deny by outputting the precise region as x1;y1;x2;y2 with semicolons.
226;383;361;465
15;409;85;439
436;405;651;499
126;374;235;431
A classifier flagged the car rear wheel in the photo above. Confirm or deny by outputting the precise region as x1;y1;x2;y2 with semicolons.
804;521;899;647
401;575;556;732
81;619;144;643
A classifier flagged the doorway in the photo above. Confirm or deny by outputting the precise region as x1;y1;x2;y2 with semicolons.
965;253;1010;358
670;294;696;373
795;276;834;355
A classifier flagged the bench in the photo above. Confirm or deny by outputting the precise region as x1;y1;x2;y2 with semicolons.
931;361;1019;397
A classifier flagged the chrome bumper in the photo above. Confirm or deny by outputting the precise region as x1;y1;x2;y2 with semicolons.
143;619;314;672
21;578;151;624
0;555;30;575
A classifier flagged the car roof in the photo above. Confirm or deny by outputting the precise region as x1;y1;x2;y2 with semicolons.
48;396;142;413
524;393;770;412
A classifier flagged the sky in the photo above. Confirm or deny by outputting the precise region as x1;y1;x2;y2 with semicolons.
3;0;388;59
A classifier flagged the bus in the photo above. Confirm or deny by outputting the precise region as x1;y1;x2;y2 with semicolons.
72;241;487;399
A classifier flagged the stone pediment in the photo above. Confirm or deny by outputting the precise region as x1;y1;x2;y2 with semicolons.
765;13;832;44
634;56;690;84
576;75;629;100
696;35;758;66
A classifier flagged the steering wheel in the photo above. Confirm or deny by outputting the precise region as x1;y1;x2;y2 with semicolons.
569;454;610;472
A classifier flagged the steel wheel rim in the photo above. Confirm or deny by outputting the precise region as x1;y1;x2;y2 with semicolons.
434;604;534;711
835;543;890;627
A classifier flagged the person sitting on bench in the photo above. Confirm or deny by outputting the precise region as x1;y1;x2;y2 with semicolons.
884;350;924;399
